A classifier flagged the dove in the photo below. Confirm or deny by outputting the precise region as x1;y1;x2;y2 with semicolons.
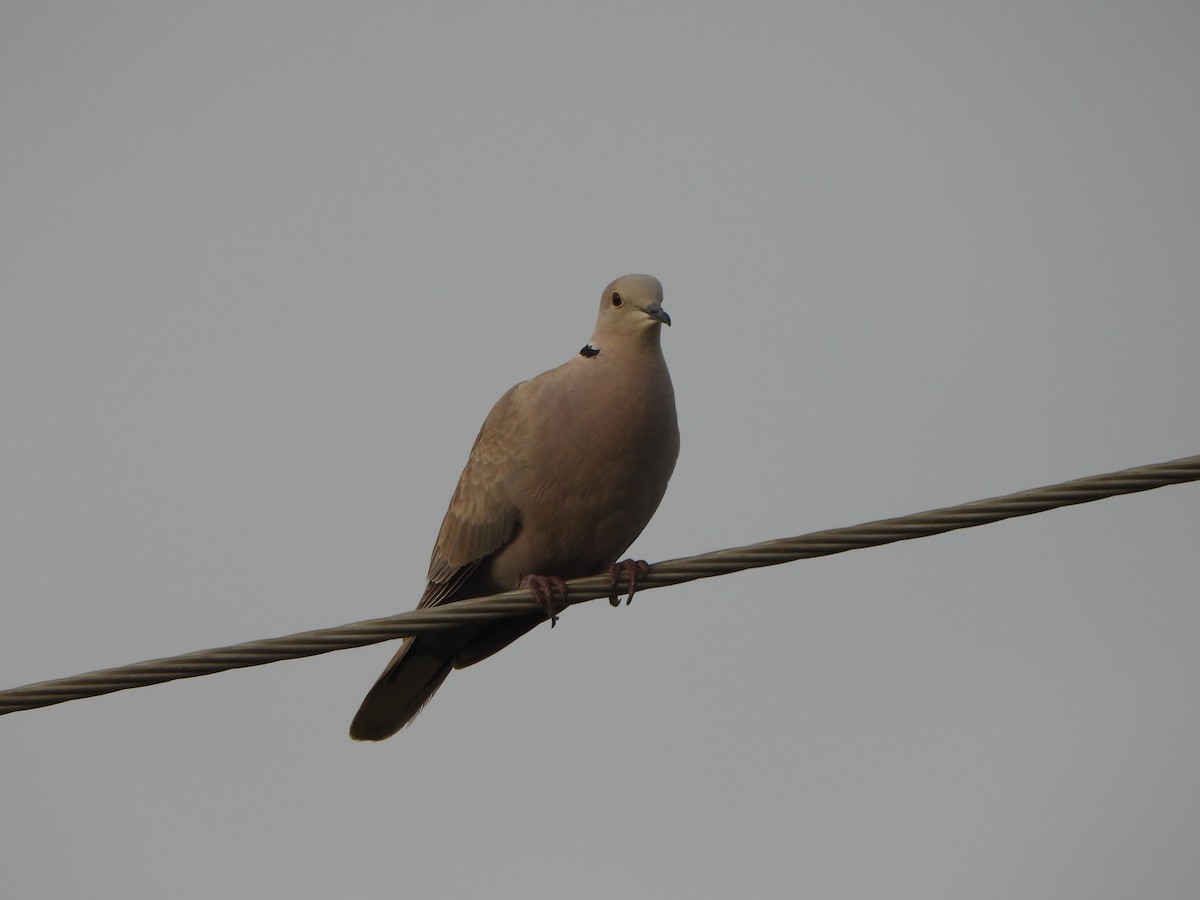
349;274;679;740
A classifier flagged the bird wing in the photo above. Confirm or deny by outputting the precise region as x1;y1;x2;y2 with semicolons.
419;384;527;609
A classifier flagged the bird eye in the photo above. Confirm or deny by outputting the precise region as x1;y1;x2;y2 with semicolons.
610;291;623;308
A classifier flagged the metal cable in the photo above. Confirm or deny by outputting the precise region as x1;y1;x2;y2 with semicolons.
2;454;1197;716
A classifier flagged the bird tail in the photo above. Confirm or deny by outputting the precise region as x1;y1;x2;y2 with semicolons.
452;612;545;669
349;638;453;741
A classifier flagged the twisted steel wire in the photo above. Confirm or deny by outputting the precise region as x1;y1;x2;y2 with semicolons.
2;454;1196;717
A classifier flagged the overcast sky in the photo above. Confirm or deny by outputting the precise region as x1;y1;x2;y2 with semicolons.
3;3;1199;898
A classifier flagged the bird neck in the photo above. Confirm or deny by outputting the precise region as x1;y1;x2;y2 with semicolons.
583;326;663;359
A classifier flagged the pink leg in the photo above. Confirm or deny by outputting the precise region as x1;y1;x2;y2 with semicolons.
520;574;568;627
609;559;650;607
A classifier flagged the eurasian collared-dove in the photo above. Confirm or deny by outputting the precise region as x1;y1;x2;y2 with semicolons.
349;274;679;740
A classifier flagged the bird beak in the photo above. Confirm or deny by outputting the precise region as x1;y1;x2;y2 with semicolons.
645;303;671;326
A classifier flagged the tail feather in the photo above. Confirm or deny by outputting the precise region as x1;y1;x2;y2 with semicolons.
453;613;545;669
349;638;453;741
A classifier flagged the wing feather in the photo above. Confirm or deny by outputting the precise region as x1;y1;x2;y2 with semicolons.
418;385;526;609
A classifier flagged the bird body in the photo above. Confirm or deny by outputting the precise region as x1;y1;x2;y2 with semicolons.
350;274;677;740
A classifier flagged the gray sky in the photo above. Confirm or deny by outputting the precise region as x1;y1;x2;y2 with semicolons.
4;2;1199;897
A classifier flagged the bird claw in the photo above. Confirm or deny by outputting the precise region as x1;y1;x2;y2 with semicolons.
609;559;650;607
521;574;568;627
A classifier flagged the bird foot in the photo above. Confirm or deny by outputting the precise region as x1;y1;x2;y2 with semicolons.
609;559;650;607
521;574;568;627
